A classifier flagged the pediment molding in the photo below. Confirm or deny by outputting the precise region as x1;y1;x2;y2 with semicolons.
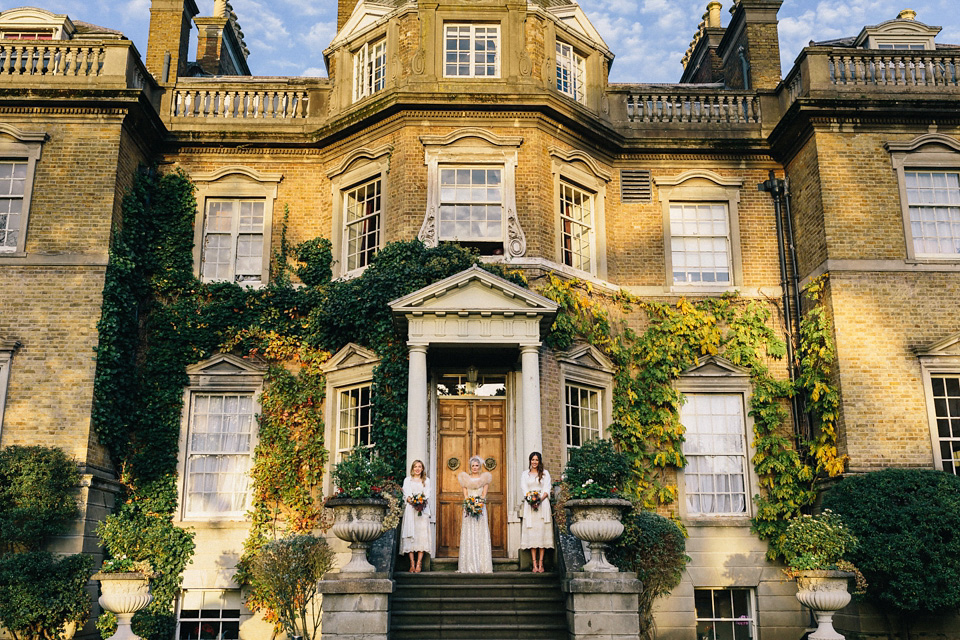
420;128;523;150
0;123;47;144
680;355;750;379
190;165;283;184
558;343;615;374
186;352;267;376
327;144;393;178
389;265;557;317
548;147;611;182
328;1;394;50
884;133;960;155
918;332;960;358
322;342;380;374
654;169;744;189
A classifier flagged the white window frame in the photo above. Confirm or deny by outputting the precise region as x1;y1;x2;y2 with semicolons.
419;129;525;258
328;145;391;278
551;148;610;278
336;382;374;461
0;125;45;256
555;40;585;103
322;343;380;493
887;134;960;262
437;165;504;248
199;198;266;284
694;587;757;640
191;167;280;286
655;170;744;292
176;589;243;640
676;356;757;522
0;340;19;438
443;23;500;78
918;332;960;474
176;354;265;522
342;176;382;273
353;37;386;102
558;344;615;463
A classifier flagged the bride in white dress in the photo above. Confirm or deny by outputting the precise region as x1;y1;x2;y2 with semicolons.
457;456;493;573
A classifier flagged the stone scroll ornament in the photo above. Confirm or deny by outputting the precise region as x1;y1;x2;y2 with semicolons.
417;206;438;247
506;208;527;257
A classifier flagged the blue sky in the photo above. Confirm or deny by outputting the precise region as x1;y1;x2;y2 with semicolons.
11;0;960;83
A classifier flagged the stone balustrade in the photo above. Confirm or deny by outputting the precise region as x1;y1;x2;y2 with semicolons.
624;89;761;125
170;81;314;120
0;39;152;97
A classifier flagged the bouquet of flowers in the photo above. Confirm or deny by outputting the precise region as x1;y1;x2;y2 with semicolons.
525;491;543;511
410;493;427;516
463;495;485;518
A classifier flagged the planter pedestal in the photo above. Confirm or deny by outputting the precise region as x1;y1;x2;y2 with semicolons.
92;572;152;640
317;573;393;640
563;572;642;640
794;570;854;640
565;498;632;572
327;497;388;573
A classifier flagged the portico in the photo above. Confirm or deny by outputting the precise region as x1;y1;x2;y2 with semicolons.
389;266;557;558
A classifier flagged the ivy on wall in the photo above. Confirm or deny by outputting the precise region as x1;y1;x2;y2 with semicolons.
538;274;845;559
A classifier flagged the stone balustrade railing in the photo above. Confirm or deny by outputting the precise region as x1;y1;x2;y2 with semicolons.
828;50;960;87
170;83;312;119
624;90;761;125
0;39;152;96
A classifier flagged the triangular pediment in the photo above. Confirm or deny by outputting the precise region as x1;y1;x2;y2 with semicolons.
322;342;379;373
186;352;266;376
390;266;558;317
559;343;614;374
680;355;750;378
328;1;395;49
546;4;609;53
918;332;960;357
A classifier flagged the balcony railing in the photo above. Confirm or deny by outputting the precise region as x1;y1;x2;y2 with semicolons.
0;39;152;95
169;79;326;121
621;89;761;125
781;47;960;109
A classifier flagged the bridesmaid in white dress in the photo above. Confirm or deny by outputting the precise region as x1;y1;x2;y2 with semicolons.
457;456;493;573
519;451;554;573
400;460;431;572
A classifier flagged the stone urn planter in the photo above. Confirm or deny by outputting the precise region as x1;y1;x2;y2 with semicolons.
794;570;854;640
327;497;389;573
565;498;632;572
92;572;153;640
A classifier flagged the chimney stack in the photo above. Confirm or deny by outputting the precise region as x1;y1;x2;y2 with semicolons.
146;0;199;82
338;0;361;32
195;0;251;75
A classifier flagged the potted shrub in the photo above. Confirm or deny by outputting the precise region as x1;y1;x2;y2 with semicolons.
782;510;865;640
325;447;396;573
561;439;632;572
91;556;155;640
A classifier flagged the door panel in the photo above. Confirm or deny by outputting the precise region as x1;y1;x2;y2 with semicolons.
436;398;507;558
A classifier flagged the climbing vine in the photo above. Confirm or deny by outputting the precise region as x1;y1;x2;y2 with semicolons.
538;273;845;560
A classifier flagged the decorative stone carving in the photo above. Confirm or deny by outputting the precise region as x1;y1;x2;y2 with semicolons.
505;208;527;257
794;570;854;640
519;51;532;76
412;49;425;75
93;573;153;640
327;497;389;573
417;206;438;247
565;498;632;572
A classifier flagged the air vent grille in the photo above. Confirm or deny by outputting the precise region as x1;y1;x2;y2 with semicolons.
620;169;652;203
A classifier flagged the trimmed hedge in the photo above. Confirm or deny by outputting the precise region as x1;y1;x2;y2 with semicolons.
823;468;960;612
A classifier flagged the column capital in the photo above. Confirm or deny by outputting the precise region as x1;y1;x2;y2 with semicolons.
407;343;429;353
519;343;541;354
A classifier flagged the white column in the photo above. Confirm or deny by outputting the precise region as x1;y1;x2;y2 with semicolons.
406;343;429;469
520;344;542;456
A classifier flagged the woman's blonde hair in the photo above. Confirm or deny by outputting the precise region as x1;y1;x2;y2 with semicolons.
409;459;427;479
468;455;484;470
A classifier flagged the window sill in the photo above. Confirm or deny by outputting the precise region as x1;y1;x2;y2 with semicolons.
669;284;740;296
175;518;252;529
684;515;753;527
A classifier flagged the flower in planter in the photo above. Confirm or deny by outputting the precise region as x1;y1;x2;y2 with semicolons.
561;439;630;500
781;510;867;593
329;447;394;500
99;555;156;578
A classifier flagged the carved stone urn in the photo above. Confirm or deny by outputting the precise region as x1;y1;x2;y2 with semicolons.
565;498;632;572
794;570;854;640
92;572;153;640
326;497;389;573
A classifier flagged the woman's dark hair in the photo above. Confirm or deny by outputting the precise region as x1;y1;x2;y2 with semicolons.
528;451;545;482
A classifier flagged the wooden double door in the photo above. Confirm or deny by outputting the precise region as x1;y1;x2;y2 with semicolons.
436;398;507;558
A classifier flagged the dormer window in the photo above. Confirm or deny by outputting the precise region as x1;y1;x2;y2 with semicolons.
0;8;74;41
854;12;939;51
1;30;54;40
354;38;386;102
556;41;585;103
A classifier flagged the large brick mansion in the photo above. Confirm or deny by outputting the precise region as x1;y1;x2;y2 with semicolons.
0;0;959;638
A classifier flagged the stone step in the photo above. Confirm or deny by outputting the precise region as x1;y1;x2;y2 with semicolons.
391;610;565;627
391;595;564;612
427;557;521;572
390;621;568;640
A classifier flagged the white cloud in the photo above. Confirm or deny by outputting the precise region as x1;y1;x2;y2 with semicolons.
302;20;336;53
300;66;327;77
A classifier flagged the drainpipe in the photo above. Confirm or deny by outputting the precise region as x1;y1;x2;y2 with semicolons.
738;45;750;90
758;171;805;440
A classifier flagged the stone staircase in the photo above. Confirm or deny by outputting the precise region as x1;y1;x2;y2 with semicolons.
390;565;568;640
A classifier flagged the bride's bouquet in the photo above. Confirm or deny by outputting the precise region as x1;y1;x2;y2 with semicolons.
524;491;543;511
410;493;427;516
463;496;485;518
